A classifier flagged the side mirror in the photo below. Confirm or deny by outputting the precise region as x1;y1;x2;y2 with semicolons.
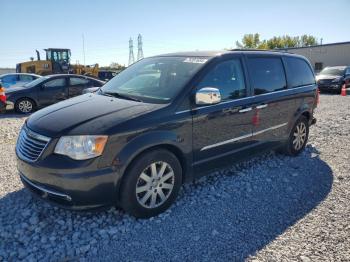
195;87;221;105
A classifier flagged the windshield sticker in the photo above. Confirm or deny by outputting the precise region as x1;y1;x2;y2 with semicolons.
183;58;208;64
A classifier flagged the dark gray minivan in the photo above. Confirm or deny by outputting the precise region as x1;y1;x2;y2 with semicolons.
16;50;318;218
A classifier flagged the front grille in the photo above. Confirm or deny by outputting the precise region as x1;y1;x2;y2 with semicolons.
16;126;51;162
318;79;333;85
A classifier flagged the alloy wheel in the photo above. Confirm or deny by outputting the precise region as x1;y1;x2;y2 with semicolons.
292;122;307;150
135;161;175;209
18;100;33;113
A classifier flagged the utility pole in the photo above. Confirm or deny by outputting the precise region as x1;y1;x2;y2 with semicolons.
129;37;135;66
137;34;144;61
82;34;86;66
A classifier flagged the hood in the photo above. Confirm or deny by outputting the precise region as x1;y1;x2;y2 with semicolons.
316;74;342;81
27;93;165;137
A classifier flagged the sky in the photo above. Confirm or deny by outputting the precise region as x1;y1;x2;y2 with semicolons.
0;0;349;68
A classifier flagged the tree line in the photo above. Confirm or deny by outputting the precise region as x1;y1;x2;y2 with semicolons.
235;33;319;49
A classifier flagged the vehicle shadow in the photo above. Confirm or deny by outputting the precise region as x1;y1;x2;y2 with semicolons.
0;145;333;261
0;110;28;119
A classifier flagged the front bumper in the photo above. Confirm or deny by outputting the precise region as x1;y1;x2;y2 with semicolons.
17;155;121;210
5;101;14;110
318;83;341;91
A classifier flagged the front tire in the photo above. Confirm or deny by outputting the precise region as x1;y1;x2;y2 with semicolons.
15;98;35;114
279;116;309;156
120;149;182;218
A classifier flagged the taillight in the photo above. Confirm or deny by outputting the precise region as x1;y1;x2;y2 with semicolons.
0;87;6;103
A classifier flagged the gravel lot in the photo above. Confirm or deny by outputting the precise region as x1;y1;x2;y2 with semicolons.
0;94;349;262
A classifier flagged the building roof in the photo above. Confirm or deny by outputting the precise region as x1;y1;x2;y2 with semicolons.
281;41;350;50
154;49;293;58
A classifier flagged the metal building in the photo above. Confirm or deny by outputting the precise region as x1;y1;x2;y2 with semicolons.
282;41;350;72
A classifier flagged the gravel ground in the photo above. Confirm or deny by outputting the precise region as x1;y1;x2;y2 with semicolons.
0;94;349;262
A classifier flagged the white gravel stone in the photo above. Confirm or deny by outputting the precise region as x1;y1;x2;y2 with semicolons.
0;94;349;261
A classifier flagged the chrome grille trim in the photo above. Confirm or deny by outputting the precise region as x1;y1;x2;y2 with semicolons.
20;174;72;201
16;126;51;162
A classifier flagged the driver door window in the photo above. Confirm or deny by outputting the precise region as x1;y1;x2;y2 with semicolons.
197;59;246;101
40;78;67;105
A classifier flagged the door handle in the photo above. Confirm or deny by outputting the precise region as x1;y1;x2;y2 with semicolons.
239;107;252;113
256;104;268;109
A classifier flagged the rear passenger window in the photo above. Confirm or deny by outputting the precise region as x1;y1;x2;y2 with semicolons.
285;57;315;88
247;57;286;95
197;59;246;101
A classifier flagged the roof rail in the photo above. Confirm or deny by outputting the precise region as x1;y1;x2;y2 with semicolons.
230;48;294;54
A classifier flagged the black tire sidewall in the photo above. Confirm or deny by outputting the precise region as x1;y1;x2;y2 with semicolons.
15;98;34;114
120;149;182;218
287;116;309;156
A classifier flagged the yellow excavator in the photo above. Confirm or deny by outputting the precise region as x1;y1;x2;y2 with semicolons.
16;48;99;78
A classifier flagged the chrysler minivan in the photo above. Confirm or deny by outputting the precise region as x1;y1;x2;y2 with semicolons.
16;50;318;218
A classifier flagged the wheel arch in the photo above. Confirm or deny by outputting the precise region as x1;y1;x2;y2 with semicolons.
301;111;310;121
15;96;37;110
114;132;192;203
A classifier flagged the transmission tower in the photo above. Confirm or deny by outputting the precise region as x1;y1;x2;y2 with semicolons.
137;34;144;61
128;37;135;65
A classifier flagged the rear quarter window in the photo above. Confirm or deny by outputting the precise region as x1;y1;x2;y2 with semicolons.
92;80;103;87
247;57;287;95
284;57;315;88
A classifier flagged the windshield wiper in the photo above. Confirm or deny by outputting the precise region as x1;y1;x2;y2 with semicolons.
99;90;142;102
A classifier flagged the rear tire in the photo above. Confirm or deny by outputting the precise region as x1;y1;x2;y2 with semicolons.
279;116;309;156
120;149;182;218
15;98;35;114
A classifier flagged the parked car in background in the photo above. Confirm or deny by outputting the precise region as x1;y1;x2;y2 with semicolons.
0;84;6;113
316;66;350;93
0;73;41;88
16;50;318;218
98;70;118;81
6;74;104;113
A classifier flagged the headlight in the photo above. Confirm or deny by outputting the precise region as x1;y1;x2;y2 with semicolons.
54;135;108;160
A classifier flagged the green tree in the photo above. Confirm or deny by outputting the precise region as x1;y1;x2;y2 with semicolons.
299;35;318;47
100;62;126;71
236;33;261;48
236;34;319;49
257;40;269;49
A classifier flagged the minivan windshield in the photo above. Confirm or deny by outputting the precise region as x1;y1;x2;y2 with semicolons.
319;67;345;76
100;56;208;103
24;76;48;88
